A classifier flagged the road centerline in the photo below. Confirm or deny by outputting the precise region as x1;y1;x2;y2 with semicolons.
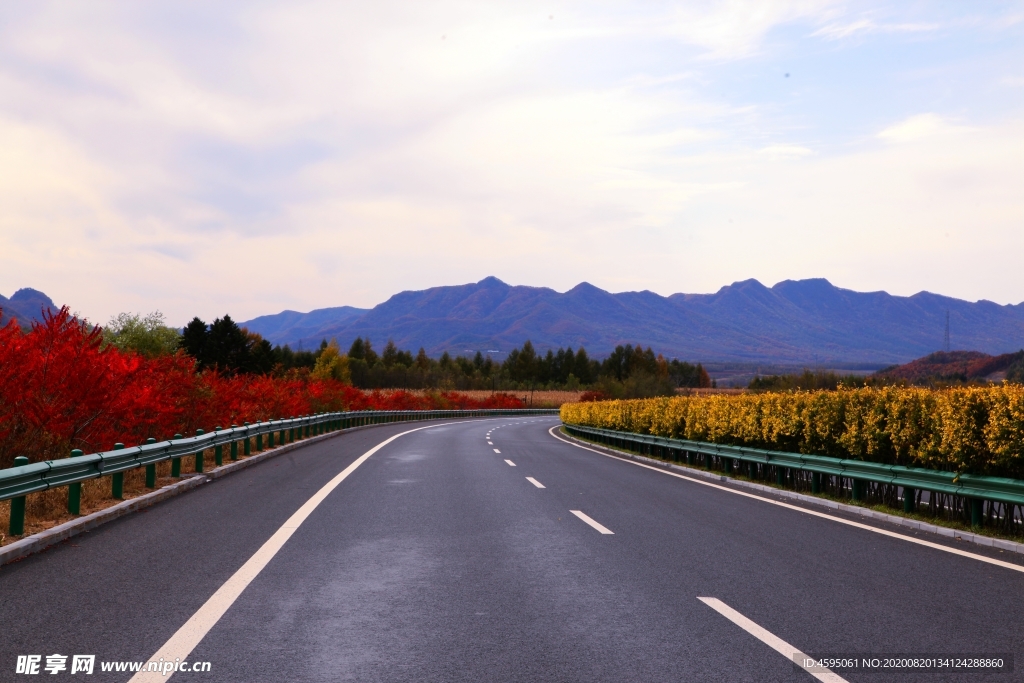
505;460;516;467
526;477;545;488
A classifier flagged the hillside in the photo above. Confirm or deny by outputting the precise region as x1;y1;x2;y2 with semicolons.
0;288;57;328
239;277;1024;364
241;306;368;347
875;350;1024;384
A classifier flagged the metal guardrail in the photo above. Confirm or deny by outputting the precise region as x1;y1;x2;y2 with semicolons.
562;423;1024;528
1;408;558;535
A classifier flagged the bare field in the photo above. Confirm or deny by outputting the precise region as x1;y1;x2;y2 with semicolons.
675;387;746;396
385;389;584;408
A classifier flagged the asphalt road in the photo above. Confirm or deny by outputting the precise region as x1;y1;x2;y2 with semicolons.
2;417;1023;682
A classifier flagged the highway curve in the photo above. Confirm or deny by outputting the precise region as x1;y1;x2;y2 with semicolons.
2;416;1022;682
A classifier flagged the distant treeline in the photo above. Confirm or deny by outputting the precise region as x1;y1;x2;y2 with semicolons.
748;371;874;392
100;311;710;397
348;338;712;397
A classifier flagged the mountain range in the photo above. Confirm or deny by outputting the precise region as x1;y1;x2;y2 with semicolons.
0;288;57;328
238;277;1024;365
5;279;1022;365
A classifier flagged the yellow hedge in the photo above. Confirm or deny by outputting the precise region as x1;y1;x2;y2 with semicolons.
560;385;1024;477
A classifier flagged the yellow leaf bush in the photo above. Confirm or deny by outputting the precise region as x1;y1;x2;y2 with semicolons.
561;385;1024;477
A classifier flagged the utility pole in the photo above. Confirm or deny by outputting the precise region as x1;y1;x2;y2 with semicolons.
944;310;950;352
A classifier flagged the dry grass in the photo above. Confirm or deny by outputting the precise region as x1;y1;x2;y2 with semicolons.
675;387;746;396
386;389;585;408
0;437;269;546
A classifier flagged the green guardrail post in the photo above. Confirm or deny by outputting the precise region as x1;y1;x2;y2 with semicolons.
903;487;915;513
851;479;864;502
971;498;983;528
172;434;183;476
8;456;29;536
268;422;275;448
776;467;785;486
112;443;125;499
214;427;223;467
145;438;157;488
244;423;251;455
280;425;286;445
811;472;821;494
230;425;238;460
195;429;205;473
68;449;84;514
256;429;263;452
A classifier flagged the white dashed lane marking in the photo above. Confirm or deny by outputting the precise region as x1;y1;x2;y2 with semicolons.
698;598;848;683
570;510;614;535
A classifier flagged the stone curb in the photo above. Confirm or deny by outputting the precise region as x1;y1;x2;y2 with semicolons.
559;428;1024;557
0;428;350;567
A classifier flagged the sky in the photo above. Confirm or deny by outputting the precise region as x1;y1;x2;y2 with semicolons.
1;1;1022;326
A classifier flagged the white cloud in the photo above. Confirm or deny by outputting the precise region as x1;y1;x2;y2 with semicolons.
812;19;938;40
758;144;814;159
877;113;974;143
0;1;1022;324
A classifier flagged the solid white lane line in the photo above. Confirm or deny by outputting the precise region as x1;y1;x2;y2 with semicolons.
493;448;501;453
129;422;461;683
548;426;1024;574
570;510;614;534
505;460;516;467
526;477;545;488
698;598;848;683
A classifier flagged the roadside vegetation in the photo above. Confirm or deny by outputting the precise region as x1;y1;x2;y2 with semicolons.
105;311;712;397
563;388;1024;539
0;308;524;470
562;387;1024;479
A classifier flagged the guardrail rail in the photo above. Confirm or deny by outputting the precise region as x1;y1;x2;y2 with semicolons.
562;422;1024;534
1;408;558;535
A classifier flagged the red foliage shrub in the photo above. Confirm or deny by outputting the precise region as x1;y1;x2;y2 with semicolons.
579;391;609;402
0;308;525;466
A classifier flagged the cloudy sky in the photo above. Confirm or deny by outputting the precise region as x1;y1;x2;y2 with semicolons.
1;1;1022;325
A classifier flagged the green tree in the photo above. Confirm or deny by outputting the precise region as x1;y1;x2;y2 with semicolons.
382;339;402;368
204;315;250;375
575;347;594;384
179;317;209;365
248;334;277;374
348;337;366;361
102;311;180;357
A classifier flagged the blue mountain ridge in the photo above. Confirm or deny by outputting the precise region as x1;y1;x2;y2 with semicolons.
239;277;1024;364
0;288;58;328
